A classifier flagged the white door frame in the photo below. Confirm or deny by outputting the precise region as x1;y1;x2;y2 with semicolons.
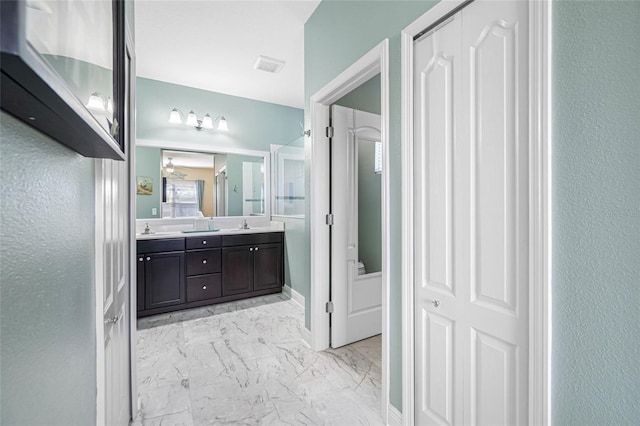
126;25;138;422
309;40;390;420
400;1;551;425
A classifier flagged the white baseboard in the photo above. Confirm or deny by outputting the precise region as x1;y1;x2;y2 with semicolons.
283;284;305;310
282;285;311;346
387;404;403;426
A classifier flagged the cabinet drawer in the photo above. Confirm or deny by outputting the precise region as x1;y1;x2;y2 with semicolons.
222;232;282;247
186;249;221;276
186;236;221;250
186;274;222;302
137;238;184;254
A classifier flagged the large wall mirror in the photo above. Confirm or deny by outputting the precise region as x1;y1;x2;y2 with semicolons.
136;142;269;219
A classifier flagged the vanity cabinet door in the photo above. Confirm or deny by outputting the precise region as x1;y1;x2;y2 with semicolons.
137;255;145;311
222;246;254;296
144;251;185;310
253;243;283;291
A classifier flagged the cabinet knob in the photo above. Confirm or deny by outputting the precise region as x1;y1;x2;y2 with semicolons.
202;240;207;245
250;248;254;252
139;257;143;262
255;247;259;251
202;259;207;264
146;257;151;261
202;285;207;290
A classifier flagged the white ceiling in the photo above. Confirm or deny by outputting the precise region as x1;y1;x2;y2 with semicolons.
135;0;321;109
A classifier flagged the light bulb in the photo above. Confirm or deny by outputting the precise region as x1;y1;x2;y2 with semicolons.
185;110;198;126
169;108;182;124
201;114;214;129
217;116;229;132
86;92;105;112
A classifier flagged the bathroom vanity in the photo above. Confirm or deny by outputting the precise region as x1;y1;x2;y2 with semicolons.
136;229;283;317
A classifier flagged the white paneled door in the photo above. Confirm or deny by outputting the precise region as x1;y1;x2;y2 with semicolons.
98;158;130;426
331;105;382;348
413;1;529;424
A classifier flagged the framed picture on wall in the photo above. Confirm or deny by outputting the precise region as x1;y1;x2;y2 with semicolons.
137;176;153;195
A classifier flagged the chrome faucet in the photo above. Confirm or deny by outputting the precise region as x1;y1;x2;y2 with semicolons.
240;219;249;230
142;223;154;234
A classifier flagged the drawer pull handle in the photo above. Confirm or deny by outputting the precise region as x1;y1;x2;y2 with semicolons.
202;285;207;290
202;240;207;245
202;259;207;264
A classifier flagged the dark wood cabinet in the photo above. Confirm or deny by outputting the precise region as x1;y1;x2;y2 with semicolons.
137;232;283;317
144;252;185;310
222;246;254;296
222;235;284;296
253;243;283;291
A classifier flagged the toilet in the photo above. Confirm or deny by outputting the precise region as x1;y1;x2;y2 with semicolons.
357;261;366;276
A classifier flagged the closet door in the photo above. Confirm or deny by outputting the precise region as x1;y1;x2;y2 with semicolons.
414;1;529;424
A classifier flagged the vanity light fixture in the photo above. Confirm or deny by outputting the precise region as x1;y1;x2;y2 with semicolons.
165;157;175;174
169;108;228;132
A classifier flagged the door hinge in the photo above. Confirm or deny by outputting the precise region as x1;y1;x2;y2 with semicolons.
326;213;334;226
326;126;334;138
326;301;334;313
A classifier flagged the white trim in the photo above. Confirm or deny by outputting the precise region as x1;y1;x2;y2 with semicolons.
387;403;403;426
282;284;305;310
125;28;138;424
136;138;268;158
309;39;390;423
300;325;312;348
400;1;551;425
528;1;552;424
94;159;106;426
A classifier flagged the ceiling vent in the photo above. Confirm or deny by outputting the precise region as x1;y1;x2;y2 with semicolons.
253;55;285;74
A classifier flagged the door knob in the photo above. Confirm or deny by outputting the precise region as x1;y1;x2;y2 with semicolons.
431;300;441;308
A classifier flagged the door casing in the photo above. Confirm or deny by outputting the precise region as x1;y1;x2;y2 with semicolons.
309;40;391;421
400;1;552;425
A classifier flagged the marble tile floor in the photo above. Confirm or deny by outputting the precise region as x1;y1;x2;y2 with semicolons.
134;293;383;425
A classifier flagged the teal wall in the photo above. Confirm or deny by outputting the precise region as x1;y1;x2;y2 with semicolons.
136;146;161;219
0;112;97;424
552;2;640;424
306;0;439;410
335;74;382;115
136;77;302;153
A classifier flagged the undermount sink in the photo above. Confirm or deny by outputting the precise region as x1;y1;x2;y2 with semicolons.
181;229;220;233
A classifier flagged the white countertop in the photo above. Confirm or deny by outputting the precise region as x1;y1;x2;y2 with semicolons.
136;224;284;241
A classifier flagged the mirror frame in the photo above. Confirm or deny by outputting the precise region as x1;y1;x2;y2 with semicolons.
136;138;271;219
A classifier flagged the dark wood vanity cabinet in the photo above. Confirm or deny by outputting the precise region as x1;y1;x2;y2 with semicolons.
136;238;186;313
137;232;283;317
222;246;254;296
185;236;222;303
222;233;284;296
